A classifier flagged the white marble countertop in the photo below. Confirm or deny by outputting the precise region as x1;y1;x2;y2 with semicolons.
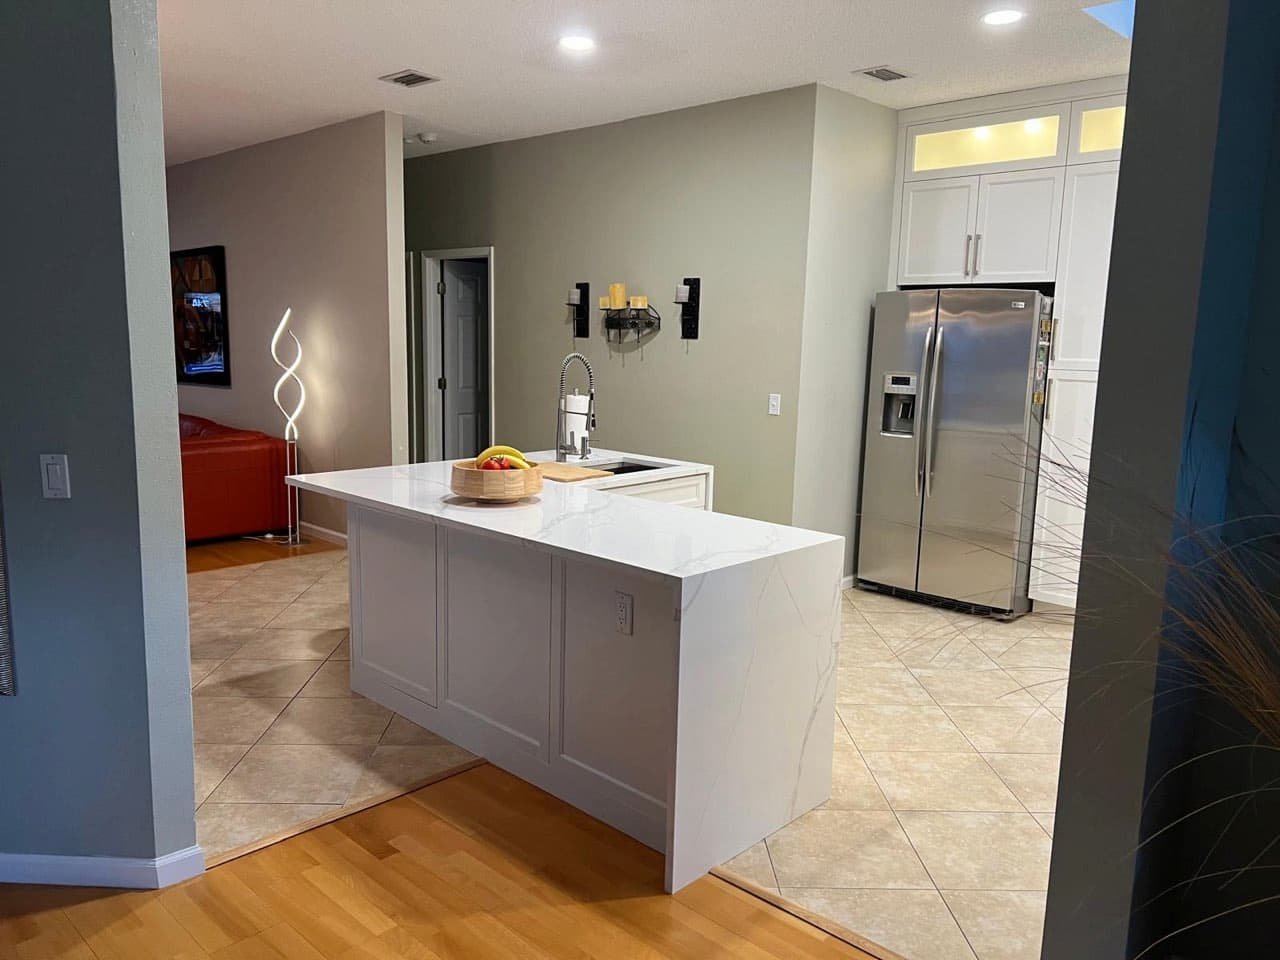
289;455;839;581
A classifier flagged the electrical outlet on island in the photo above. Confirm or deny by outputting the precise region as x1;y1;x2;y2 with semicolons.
615;591;634;635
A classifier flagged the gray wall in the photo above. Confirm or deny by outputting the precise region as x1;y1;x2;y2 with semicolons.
405;86;832;525
0;0;195;861
167;113;406;535
793;86;897;571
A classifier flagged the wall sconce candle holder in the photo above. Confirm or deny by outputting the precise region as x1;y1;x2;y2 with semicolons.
601;305;661;344
676;277;701;339
566;282;590;338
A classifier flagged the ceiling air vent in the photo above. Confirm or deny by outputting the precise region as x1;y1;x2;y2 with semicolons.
859;65;909;82
379;70;440;88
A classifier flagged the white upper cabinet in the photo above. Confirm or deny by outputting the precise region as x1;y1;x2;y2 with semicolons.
1068;95;1127;165
972;168;1066;284
905;104;1070;181
1053;162;1121;368
898;177;980;285
897;169;1064;286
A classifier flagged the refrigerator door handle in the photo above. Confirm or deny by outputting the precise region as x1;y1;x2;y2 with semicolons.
924;326;943;497
914;325;935;497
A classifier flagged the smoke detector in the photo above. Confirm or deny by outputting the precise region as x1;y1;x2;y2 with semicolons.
379;69;440;88
857;65;910;82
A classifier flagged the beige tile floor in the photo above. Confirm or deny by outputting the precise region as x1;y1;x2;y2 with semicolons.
722;588;1072;960
187;549;475;858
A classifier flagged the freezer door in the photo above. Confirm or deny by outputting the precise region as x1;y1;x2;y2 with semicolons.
856;290;938;591
918;289;1042;610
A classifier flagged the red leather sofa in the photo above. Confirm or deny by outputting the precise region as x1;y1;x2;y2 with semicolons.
179;414;289;541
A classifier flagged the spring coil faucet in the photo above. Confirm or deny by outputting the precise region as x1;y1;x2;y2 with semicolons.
555;352;597;461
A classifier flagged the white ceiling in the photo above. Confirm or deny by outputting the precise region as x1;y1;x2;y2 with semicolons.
158;0;1130;166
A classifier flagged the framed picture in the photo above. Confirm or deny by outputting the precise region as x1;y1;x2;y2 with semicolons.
171;245;231;386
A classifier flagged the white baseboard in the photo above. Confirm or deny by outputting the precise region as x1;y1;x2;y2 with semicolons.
300;521;347;545
0;844;204;889
841;574;855;591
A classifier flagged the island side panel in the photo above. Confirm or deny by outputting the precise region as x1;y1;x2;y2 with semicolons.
553;556;679;852
348;504;439;705
666;537;843;892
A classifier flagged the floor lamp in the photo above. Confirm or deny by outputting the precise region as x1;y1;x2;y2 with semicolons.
271;307;306;545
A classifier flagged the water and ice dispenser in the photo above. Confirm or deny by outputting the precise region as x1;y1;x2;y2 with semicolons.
881;373;918;436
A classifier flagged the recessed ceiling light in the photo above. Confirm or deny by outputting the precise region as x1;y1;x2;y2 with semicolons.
558;34;595;52
982;9;1025;26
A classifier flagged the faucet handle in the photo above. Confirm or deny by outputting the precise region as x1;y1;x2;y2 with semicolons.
579;435;590;458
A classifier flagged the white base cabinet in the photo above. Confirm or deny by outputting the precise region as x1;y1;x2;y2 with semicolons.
1030;370;1097;609
344;502;841;892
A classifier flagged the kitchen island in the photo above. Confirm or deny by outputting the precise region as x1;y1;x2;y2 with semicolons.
289;456;842;891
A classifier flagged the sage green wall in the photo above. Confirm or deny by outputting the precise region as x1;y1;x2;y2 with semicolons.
404;86;821;523
793;86;897;572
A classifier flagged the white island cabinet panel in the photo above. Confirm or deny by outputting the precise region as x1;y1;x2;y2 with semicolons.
558;559;677;821
443;529;552;759
292;458;842;893
350;506;437;706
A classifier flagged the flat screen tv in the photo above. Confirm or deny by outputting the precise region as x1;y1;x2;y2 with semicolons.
171;245;230;386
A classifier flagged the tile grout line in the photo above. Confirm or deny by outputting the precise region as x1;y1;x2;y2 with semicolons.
848;592;1007;960
192;554;346;823
849;591;1066;942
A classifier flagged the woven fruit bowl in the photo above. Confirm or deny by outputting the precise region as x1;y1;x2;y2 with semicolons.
450;459;543;502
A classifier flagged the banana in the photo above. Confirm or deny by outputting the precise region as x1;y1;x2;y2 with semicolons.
475;444;526;467
504;455;533;470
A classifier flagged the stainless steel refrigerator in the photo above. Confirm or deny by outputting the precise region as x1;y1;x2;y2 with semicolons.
856;288;1052;615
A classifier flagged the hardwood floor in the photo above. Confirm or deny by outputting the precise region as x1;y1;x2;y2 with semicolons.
0;765;878;959
186;536;341;573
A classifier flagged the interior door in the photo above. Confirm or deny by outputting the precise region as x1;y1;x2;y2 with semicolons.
897;177;979;286
917;289;1041;610
441;259;488;459
972;168;1066;283
856;290;938;592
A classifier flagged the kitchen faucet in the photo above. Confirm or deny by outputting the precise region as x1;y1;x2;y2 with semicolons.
555;352;596;462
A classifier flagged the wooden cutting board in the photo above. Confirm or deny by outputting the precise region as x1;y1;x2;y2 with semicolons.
538;461;612;483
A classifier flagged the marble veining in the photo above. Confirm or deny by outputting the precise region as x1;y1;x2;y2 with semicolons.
290;460;839;579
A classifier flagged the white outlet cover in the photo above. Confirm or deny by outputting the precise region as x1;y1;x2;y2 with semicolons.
767;393;782;416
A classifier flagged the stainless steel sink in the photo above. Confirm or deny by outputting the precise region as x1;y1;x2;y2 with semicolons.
592;461;663;475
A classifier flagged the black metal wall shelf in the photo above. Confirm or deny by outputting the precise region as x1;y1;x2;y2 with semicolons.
601;306;661;343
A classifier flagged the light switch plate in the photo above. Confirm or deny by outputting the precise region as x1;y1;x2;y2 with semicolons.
40;454;70;499
615;591;634;635
768;393;782;416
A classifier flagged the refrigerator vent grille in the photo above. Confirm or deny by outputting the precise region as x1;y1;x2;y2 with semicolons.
0;487;13;696
378;70;440;88
859;65;909;82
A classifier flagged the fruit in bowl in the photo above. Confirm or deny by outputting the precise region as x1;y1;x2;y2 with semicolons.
451;445;542;502
475;445;534;470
